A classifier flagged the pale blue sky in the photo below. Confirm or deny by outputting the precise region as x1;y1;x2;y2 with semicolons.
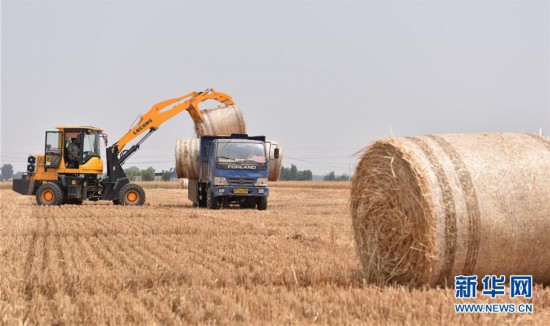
2;0;549;175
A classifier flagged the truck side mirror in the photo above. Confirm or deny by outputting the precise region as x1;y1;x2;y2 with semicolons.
274;148;280;159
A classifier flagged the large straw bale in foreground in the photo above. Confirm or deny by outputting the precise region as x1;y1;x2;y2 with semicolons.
350;133;550;287
175;139;200;179
195;104;246;136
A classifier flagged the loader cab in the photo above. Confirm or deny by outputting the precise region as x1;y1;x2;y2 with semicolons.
44;126;104;174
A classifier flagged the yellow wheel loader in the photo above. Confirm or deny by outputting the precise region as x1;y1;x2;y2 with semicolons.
12;89;234;206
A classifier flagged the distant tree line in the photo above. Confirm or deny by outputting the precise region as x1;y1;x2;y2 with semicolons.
124;166;173;182
0;163;176;182
323;171;350;181
0;164;14;181
280;164;313;181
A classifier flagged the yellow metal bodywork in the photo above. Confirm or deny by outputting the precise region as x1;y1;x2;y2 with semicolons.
32;155;57;180
31;153;104;180
29;126;105;181
55;127;104;175
114;89;234;152
28;89;233;182
55;126;103;131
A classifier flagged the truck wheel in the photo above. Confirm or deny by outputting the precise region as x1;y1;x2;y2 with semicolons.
118;183;146;206
240;198;256;209
198;186;207;208
257;197;267;211
198;198;206;208
206;188;220;210
36;183;64;206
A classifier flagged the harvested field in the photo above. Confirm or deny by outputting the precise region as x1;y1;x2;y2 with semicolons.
0;182;548;324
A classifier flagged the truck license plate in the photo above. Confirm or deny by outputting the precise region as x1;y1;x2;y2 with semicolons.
233;188;248;194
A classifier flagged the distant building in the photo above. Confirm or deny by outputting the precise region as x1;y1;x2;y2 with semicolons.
170;171;178;181
154;172;163;182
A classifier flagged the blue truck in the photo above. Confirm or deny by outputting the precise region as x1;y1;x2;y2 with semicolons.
188;134;279;210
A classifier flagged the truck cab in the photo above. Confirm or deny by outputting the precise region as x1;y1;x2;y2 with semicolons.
188;134;279;210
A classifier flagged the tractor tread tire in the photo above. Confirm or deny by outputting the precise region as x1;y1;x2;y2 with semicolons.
36;182;64;206
118;183;146;206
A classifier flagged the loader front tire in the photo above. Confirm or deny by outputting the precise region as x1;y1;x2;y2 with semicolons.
36;183;64;206
118;183;146;206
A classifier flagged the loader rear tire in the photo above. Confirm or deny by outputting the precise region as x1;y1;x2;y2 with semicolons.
118;183;146;206
36;183;64;206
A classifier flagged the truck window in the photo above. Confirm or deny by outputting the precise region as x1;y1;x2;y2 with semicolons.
44;131;62;168
82;130;100;163
217;142;267;163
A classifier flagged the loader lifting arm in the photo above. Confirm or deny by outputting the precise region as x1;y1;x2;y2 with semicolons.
100;89;234;201
113;89;234;154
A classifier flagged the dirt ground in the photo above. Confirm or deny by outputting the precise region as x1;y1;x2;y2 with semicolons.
0;181;548;325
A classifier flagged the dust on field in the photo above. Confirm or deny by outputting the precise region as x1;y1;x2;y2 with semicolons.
1;182;548;324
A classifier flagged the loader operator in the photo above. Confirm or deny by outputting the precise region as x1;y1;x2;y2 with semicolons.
66;137;80;168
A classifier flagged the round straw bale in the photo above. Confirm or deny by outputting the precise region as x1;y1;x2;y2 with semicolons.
195;104;246;136
350;133;550;287
181;178;189;189
267;141;283;181
175;138;200;179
